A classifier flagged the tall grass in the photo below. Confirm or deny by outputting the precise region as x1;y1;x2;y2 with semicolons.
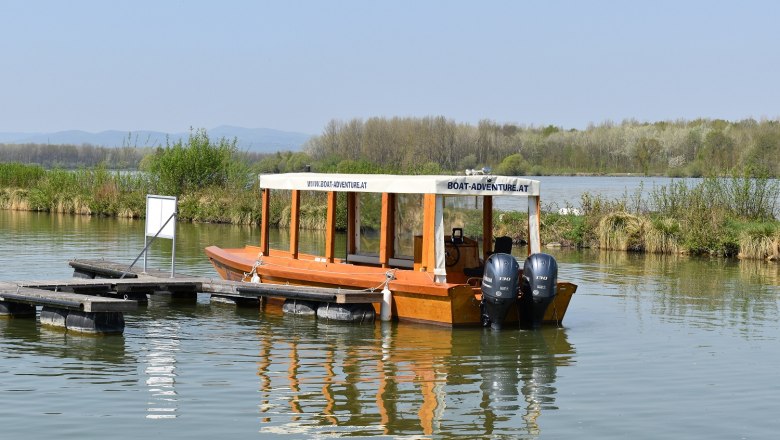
738;223;779;260
0;163;46;188
646;174;779;256
651;175;780;221
574;174;780;258
596;212;647;251
645;218;681;254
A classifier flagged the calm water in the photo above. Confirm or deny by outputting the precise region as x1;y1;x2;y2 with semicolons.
493;175;684;211
2;191;780;438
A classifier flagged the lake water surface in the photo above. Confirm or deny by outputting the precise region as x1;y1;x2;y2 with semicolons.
1;179;780;438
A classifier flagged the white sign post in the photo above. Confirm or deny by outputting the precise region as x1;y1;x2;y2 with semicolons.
144;195;178;277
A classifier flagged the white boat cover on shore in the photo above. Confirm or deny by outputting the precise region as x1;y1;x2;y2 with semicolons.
258;173;540;197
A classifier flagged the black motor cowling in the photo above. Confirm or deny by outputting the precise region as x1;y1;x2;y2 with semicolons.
519;253;558;329
480;253;520;330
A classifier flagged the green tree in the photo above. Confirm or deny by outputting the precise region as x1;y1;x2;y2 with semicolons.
699;130;735;171
744;128;780;176
496;153;529;176
634;137;661;175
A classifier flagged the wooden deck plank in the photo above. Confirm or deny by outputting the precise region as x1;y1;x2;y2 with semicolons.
199;278;246;295
69;260;138;278
237;283;382;304
0;282;137;313
15;278;203;291
69;259;193;280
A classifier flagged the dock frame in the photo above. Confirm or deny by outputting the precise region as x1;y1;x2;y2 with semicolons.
0;259;384;335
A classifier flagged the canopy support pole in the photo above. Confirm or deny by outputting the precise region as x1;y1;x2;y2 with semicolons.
528;195;541;254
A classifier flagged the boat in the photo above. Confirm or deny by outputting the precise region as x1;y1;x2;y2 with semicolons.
205;172;577;328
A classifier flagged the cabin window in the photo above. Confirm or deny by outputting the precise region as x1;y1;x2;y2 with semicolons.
443;196;485;251
271;189;292;250
299;191;327;255
394;193;423;259
357;192;381;256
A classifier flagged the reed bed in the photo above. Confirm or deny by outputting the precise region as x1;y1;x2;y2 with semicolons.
738;224;779;260
0;188;31;211
645;218;682;254
596;212;648;251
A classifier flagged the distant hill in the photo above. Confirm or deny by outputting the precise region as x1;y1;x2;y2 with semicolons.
0;126;312;153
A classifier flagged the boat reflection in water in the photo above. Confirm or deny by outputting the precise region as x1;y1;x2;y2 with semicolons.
254;310;574;437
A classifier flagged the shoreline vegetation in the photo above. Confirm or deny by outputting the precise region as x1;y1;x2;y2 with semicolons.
1;124;779;261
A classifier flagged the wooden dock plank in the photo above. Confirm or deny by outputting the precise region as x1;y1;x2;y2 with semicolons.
199;278;246;295
0;282;137;313
237;283;382;304
16;278;203;290
69;259;197;280
69;259;138;278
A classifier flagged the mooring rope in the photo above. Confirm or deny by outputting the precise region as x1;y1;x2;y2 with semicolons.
363;269;396;292
242;252;265;282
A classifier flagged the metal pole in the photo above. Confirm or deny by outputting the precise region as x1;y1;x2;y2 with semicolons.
171;222;176;278
143;234;148;273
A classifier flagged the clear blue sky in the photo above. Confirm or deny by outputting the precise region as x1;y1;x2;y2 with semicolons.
1;0;778;135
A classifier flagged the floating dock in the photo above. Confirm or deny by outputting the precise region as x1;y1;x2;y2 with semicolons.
0;259;383;335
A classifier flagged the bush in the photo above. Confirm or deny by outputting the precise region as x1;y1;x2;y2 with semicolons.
496;153;529;176
144;129;248;196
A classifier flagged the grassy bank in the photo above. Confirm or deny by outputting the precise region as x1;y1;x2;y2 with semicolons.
0;166;263;224
547;176;780;260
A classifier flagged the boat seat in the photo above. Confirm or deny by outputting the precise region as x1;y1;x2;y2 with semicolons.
491;236;513;255
462;236;513;278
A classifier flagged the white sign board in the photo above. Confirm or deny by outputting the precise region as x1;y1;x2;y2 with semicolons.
145;195;177;239
258;173;541;197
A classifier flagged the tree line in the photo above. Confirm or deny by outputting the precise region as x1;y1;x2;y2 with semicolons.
304;117;780;177
3;117;779;177
0;143;150;169
0;141;267;170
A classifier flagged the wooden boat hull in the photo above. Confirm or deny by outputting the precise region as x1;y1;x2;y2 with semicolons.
205;245;576;327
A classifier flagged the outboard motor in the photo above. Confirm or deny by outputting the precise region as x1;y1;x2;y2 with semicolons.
480;253;520;330
518;253;558;329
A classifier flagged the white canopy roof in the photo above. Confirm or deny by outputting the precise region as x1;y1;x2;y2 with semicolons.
258;173;540;197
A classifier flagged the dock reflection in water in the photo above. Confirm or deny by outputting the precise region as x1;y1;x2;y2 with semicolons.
0;317;130;367
143;319;180;420
254;311;574;438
